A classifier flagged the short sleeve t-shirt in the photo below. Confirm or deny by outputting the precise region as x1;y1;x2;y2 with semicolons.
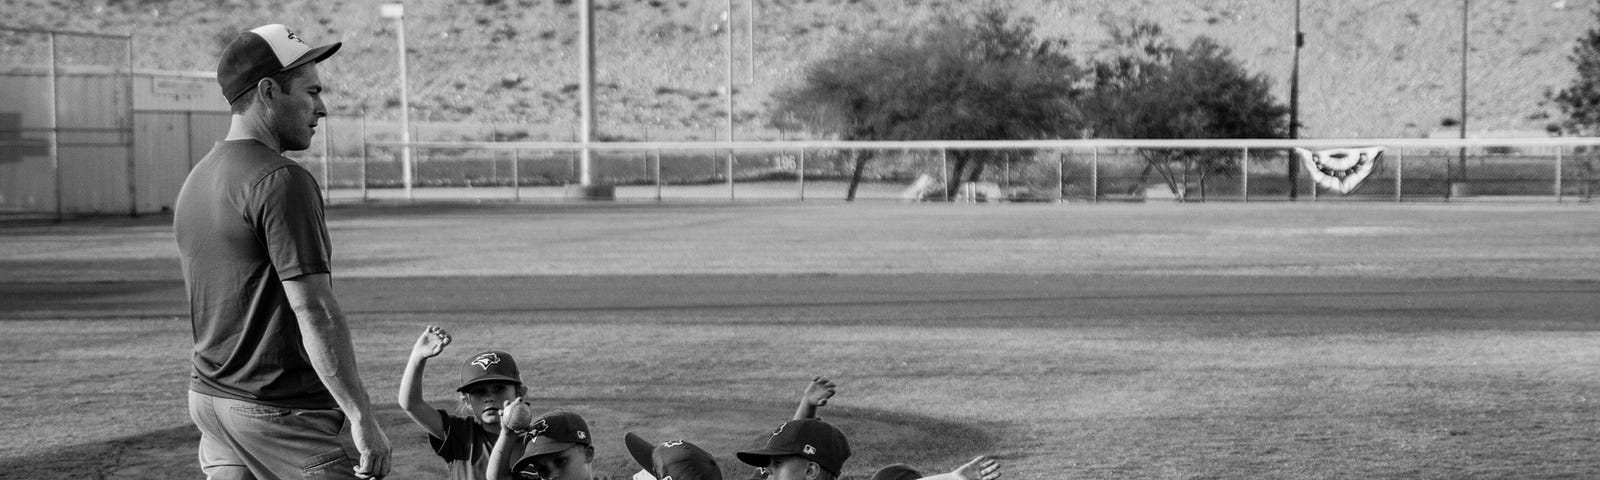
430;410;497;480
174;139;334;409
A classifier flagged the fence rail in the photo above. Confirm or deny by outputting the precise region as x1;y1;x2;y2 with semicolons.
284;137;1600;204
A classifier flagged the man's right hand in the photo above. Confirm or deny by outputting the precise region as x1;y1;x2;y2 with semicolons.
411;325;452;359
352;416;393;480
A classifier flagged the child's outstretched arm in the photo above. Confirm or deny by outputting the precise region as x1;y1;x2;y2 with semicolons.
917;456;1002;480
486;398;531;480
792;376;837;420
398;324;452;439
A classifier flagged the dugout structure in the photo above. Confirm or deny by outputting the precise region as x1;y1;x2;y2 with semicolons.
0;27;229;219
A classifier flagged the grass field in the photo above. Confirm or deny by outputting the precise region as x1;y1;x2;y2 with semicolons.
3;203;1600;479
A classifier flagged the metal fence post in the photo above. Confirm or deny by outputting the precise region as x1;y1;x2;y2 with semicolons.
1394;148;1404;202
1056;151;1064;203
1556;146;1564;203
798;147;806;201
1241;147;1249;202
1090;147;1099;203
512;148;521;202
49;32;61;221
940;148;949;202
727;150;735;201
359;114;368;201
126;33;137;217
654;149;662;202
185;111;194;169
320;120;331;202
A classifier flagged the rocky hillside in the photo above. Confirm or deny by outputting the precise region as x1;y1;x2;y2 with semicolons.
6;0;1596;139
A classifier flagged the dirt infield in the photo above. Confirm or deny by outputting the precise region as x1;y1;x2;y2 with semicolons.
3;203;1600;479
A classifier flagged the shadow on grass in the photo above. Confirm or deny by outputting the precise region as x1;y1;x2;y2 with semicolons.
0;398;997;480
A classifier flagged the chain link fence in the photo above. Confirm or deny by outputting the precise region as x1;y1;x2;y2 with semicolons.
323;139;1595;204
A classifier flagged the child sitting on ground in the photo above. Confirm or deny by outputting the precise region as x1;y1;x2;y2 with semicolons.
398;325;531;479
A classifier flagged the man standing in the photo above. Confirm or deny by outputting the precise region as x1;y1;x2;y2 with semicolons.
175;24;391;480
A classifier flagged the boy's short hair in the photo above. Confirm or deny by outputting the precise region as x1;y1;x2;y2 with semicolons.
736;419;851;478
513;411;593;472
625;432;722;480
457;350;523;392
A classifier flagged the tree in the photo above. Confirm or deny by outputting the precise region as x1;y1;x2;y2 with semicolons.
1551;7;1600;199
1081;21;1290;199
770;6;1083;200
1553;7;1600;135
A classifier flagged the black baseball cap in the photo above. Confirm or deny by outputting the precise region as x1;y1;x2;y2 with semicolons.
736;419;851;477
625;432;722;480
513;411;594;473
457;350;523;392
869;464;922;480
217;24;341;104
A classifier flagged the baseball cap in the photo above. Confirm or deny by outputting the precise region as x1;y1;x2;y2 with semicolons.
736;419;851;477
457;350;523;392
869;464;922;480
513;411;593;472
217;24;341;104
625;432;722;480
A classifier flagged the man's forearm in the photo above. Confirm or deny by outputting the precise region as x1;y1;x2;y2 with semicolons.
285;275;377;419
299;304;377;418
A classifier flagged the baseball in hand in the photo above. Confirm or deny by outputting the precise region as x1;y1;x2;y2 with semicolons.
503;400;535;432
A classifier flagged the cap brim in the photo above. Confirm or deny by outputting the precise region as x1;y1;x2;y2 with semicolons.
456;374;521;392
283;42;340;72
513;439;584;474
624;432;656;474
526;439;582;458
735;448;794;468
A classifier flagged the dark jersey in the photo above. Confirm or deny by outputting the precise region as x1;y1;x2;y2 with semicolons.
431;410;497;480
174;139;335;409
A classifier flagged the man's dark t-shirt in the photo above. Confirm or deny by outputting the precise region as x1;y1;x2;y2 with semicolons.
174;139;335;409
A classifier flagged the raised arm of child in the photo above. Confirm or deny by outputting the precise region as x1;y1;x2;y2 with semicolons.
792;376;837;420
398;324;453;439
917;456;1002;480
485;398;532;480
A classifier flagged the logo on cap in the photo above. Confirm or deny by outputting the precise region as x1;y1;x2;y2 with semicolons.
526;419;549;438
771;423;785;437
472;353;501;370
803;445;816;455
663;440;684;448
577;430;588;440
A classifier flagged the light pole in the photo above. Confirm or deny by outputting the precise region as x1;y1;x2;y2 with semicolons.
580;0;593;187
724;1;734;144
1288;0;1303;200
1458;0;1469;188
380;3;411;199
724;1;735;197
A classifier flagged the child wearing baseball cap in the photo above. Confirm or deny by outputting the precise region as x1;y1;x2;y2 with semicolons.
623;432;721;480
485;410;600;480
397;325;531;480
736;418;851;480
